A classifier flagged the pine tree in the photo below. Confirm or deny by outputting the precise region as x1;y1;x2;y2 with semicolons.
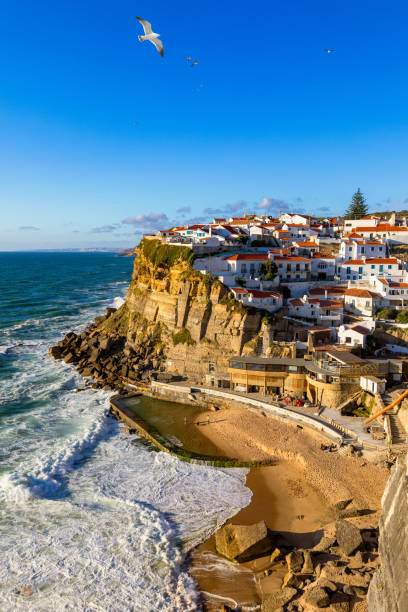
344;188;368;219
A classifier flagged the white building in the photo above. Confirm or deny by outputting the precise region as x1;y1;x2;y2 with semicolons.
310;252;336;280
343;216;384;233
353;223;408;245
231;288;283;312
340;237;386;261
374;278;408;308
338;323;373;348
292;240;319;257
344;288;383;316
224;253;269;277
360;375;386;395
271;255;311;281
288;295;343;326
280;213;314;225
338;257;402;282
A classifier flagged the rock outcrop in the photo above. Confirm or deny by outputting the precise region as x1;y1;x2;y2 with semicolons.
215;521;272;562
367;455;408;612
50;240;293;388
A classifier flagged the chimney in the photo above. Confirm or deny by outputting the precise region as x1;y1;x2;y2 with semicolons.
390;212;396;226
324;289;328;299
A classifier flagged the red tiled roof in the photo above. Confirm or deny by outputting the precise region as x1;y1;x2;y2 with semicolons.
224;253;268;261
355;225;408;233
342;232;364;239
350;325;371;335
389;282;408;288
341;258;398;265
289;298;303;306
345;288;382;298
309;286;347;296
307;298;343;308
294;241;317;247
312;252;335;259
274;256;310;262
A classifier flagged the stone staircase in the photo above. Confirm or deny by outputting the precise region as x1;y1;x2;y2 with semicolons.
387;410;408;445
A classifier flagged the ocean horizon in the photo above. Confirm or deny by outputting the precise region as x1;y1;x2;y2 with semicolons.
0;252;250;611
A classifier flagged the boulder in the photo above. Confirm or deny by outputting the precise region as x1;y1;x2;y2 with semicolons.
89;347;102;363
303;585;330;608
48;346;62;359
99;335;113;351
283;572;301;588
354;550;369;565
215;521;272;562
286;551;304;573
337;508;361;520
63;352;76;364
270;548;282;564
302;551;314;574
333;499;353;512
261;587;298;612
343;584;367;597
313;536;337;553
105;307;116;317
329;593;350;611
335;520;363;556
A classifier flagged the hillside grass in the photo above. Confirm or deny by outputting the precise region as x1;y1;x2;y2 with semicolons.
139;238;195;267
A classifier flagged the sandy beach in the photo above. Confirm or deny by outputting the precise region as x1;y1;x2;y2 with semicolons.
124;396;389;610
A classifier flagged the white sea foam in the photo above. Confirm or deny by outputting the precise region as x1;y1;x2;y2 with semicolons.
113;295;125;308
0;266;251;610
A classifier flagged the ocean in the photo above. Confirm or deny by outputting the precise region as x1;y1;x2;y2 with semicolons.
0;252;251;611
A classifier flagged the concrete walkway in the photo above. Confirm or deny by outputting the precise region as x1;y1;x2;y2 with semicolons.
150;380;388;450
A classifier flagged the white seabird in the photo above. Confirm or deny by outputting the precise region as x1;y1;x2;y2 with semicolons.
135;16;164;57
190;59;200;67
324;48;335;53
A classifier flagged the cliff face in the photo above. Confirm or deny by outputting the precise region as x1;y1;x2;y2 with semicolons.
113;243;264;377
367;454;408;612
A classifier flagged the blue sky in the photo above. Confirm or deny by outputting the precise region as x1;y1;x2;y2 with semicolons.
1;0;408;249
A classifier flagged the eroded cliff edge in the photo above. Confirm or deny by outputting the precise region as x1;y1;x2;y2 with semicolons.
50;240;289;388
367;454;408;612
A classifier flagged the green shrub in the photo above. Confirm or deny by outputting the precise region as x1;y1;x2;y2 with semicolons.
139;239;195;267
396;310;408;323
260;260;278;281
376;307;397;320
172;328;195;346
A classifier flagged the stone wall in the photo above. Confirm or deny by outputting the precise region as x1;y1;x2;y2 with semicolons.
367;454;408;612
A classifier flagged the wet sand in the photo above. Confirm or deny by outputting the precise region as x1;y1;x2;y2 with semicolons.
124;396;389;611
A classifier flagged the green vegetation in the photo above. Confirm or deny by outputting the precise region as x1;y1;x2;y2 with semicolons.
251;239;269;247
396;310;408;323
366;334;379;352
344;188;368;219
236;234;249;244
262;312;276;326
139;238;195;267
99;303;129;335
236;276;246;287
260;260;278;281
202;272;218;290
376;307;397;320
172;328;195;346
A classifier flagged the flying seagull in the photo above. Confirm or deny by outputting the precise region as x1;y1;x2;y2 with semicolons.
190;59;200;67
324;49;335;54
186;56;191;61
135;16;164;57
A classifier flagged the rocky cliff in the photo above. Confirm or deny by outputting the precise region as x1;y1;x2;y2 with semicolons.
50;240;291;387
367;454;408;612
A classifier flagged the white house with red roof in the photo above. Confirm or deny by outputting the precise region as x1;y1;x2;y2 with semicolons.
343;215;384;233
280;213;315;225
224;253;269;277
269;255;311;281
288;295;343;326
343;288;383;316
352;223;408;245
231;288;283;312
310;252;336;280
340;236;386;260
338;257;402;282
337;322;375;348
292;240;319;256
373;277;408;308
